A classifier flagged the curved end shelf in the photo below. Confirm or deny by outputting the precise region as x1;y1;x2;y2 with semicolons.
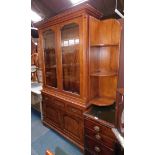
89;97;115;106
90;43;119;47
90;70;117;77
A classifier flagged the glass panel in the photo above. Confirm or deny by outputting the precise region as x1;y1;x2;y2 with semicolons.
61;23;80;94
43;29;57;88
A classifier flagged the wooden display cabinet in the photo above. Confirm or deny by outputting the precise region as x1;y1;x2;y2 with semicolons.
37;3;103;150
36;3;121;150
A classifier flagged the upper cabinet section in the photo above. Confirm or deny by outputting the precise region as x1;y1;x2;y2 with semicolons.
90;16;121;46
38;3;104;103
43;29;57;88
61;23;80;95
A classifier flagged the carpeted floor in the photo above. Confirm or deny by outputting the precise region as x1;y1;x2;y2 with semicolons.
31;108;83;155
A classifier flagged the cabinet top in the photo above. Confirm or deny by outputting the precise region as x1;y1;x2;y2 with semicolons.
35;3;103;30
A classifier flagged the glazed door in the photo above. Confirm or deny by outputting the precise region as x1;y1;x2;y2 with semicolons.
42;28;58;88
59;19;83;95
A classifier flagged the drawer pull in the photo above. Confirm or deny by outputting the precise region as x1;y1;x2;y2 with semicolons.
94;146;101;152
94;126;100;132
95;134;101;140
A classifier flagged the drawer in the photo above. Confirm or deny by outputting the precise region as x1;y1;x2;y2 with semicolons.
42;93;53;102
67;105;82;116
54;98;65;110
85;128;116;149
85;136;115;155
84;118;115;139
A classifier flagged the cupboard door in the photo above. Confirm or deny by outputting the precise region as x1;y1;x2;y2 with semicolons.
60;23;80;94
63;113;83;142
43;29;57;88
44;101;62;128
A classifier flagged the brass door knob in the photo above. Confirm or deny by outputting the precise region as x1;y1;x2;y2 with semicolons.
95;134;101;140
94;146;101;152
94;126;100;132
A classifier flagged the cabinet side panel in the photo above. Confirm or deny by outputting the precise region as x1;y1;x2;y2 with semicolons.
89;16;100;45
99;76;117;99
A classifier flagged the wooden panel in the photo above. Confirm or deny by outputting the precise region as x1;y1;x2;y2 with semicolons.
90;17;121;46
109;47;120;72
89;16;100;45
111;20;122;44
89;47;100;74
117;19;124;88
45;103;62;128
89;76;99;99
54;98;65;110
63;113;83;142
99;20;113;44
99;76;117;99
66;105;82;116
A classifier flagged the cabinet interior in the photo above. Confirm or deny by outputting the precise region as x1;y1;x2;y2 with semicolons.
89;46;119;106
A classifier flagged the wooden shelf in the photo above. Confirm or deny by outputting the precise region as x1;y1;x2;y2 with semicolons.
89;97;115;106
63;64;80;67
90;70;117;77
90;43;119;47
62;44;79;48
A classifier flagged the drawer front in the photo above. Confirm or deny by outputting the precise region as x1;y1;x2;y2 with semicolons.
42;95;65;111
42;93;53;102
54;98;65;110
66;105;82;116
84;118;115;139
85;128;116;149
85;136;115;155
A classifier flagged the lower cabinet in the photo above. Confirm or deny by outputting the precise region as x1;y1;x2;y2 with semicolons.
42;93;84;149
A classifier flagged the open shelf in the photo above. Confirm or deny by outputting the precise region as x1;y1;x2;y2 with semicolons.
90;43;119;47
89;97;115;106
63;63;80;67
90;70;117;77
